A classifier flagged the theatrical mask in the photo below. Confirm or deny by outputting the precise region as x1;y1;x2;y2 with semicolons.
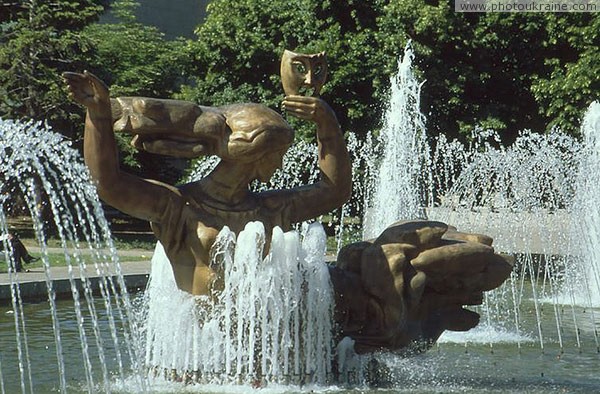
280;50;327;96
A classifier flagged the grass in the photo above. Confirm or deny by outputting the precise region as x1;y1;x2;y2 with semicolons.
7;215;157;251
2;216;155;273
112;237;156;250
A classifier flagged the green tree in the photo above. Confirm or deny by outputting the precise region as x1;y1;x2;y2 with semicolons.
182;0;598;142
378;2;599;139
0;0;106;137
178;0;392;140
531;13;600;132
0;0;193;182
82;0;190;98
377;3;552;140
81;0;193;182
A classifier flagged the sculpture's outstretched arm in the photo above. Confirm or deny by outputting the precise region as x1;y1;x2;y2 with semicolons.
63;71;182;222
332;220;514;354
276;95;352;222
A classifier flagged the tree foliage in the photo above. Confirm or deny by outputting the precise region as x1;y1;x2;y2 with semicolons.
0;0;106;137
1;0;597;179
0;0;193;183
82;0;189;98
380;3;598;140
181;0;599;141
80;0;192;181
179;0;390;139
531;13;600;132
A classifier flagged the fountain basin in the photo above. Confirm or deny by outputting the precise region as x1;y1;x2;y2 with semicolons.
2;295;599;393
0;260;150;303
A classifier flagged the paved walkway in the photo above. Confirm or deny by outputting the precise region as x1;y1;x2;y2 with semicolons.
2;238;343;303
0;259;152;303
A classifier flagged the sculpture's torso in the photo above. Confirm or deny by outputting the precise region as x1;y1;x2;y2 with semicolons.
150;190;293;295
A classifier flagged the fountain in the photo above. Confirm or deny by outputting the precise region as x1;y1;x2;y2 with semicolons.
341;48;599;390
568;101;600;307
425;111;600;353
0;119;146;393
1;43;598;392
362;47;430;239
60;46;512;385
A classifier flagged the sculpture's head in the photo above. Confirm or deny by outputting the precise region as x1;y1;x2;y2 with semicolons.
216;103;294;179
280;50;327;97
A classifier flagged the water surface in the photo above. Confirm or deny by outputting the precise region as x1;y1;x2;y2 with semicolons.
1;297;599;393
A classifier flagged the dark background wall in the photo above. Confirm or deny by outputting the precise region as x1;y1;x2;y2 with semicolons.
102;0;209;38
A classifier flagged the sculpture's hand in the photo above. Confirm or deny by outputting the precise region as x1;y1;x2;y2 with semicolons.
282;95;337;127
332;221;513;354
63;71;110;115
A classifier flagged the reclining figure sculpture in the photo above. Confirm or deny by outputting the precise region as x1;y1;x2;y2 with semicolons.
63;49;512;354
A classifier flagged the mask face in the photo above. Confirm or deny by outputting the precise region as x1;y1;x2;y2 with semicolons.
280;50;327;96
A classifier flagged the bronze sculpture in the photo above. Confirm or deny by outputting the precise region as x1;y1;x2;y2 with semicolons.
63;65;351;296
63;50;512;353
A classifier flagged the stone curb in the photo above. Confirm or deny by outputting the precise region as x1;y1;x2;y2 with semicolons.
0;261;151;304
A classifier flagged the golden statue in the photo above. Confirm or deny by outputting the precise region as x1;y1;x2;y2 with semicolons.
63;50;512;353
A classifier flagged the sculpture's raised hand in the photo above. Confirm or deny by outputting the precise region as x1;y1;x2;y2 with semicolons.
283;95;338;128
62;71;110;115
331;220;513;354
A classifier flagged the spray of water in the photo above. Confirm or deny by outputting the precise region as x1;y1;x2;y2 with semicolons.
567;102;600;307
187;141;319;192
357;48;600;353
142;221;339;386
0;118;145;393
362;43;431;239
427;118;600;352
4;42;598;392
187;44;600;356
